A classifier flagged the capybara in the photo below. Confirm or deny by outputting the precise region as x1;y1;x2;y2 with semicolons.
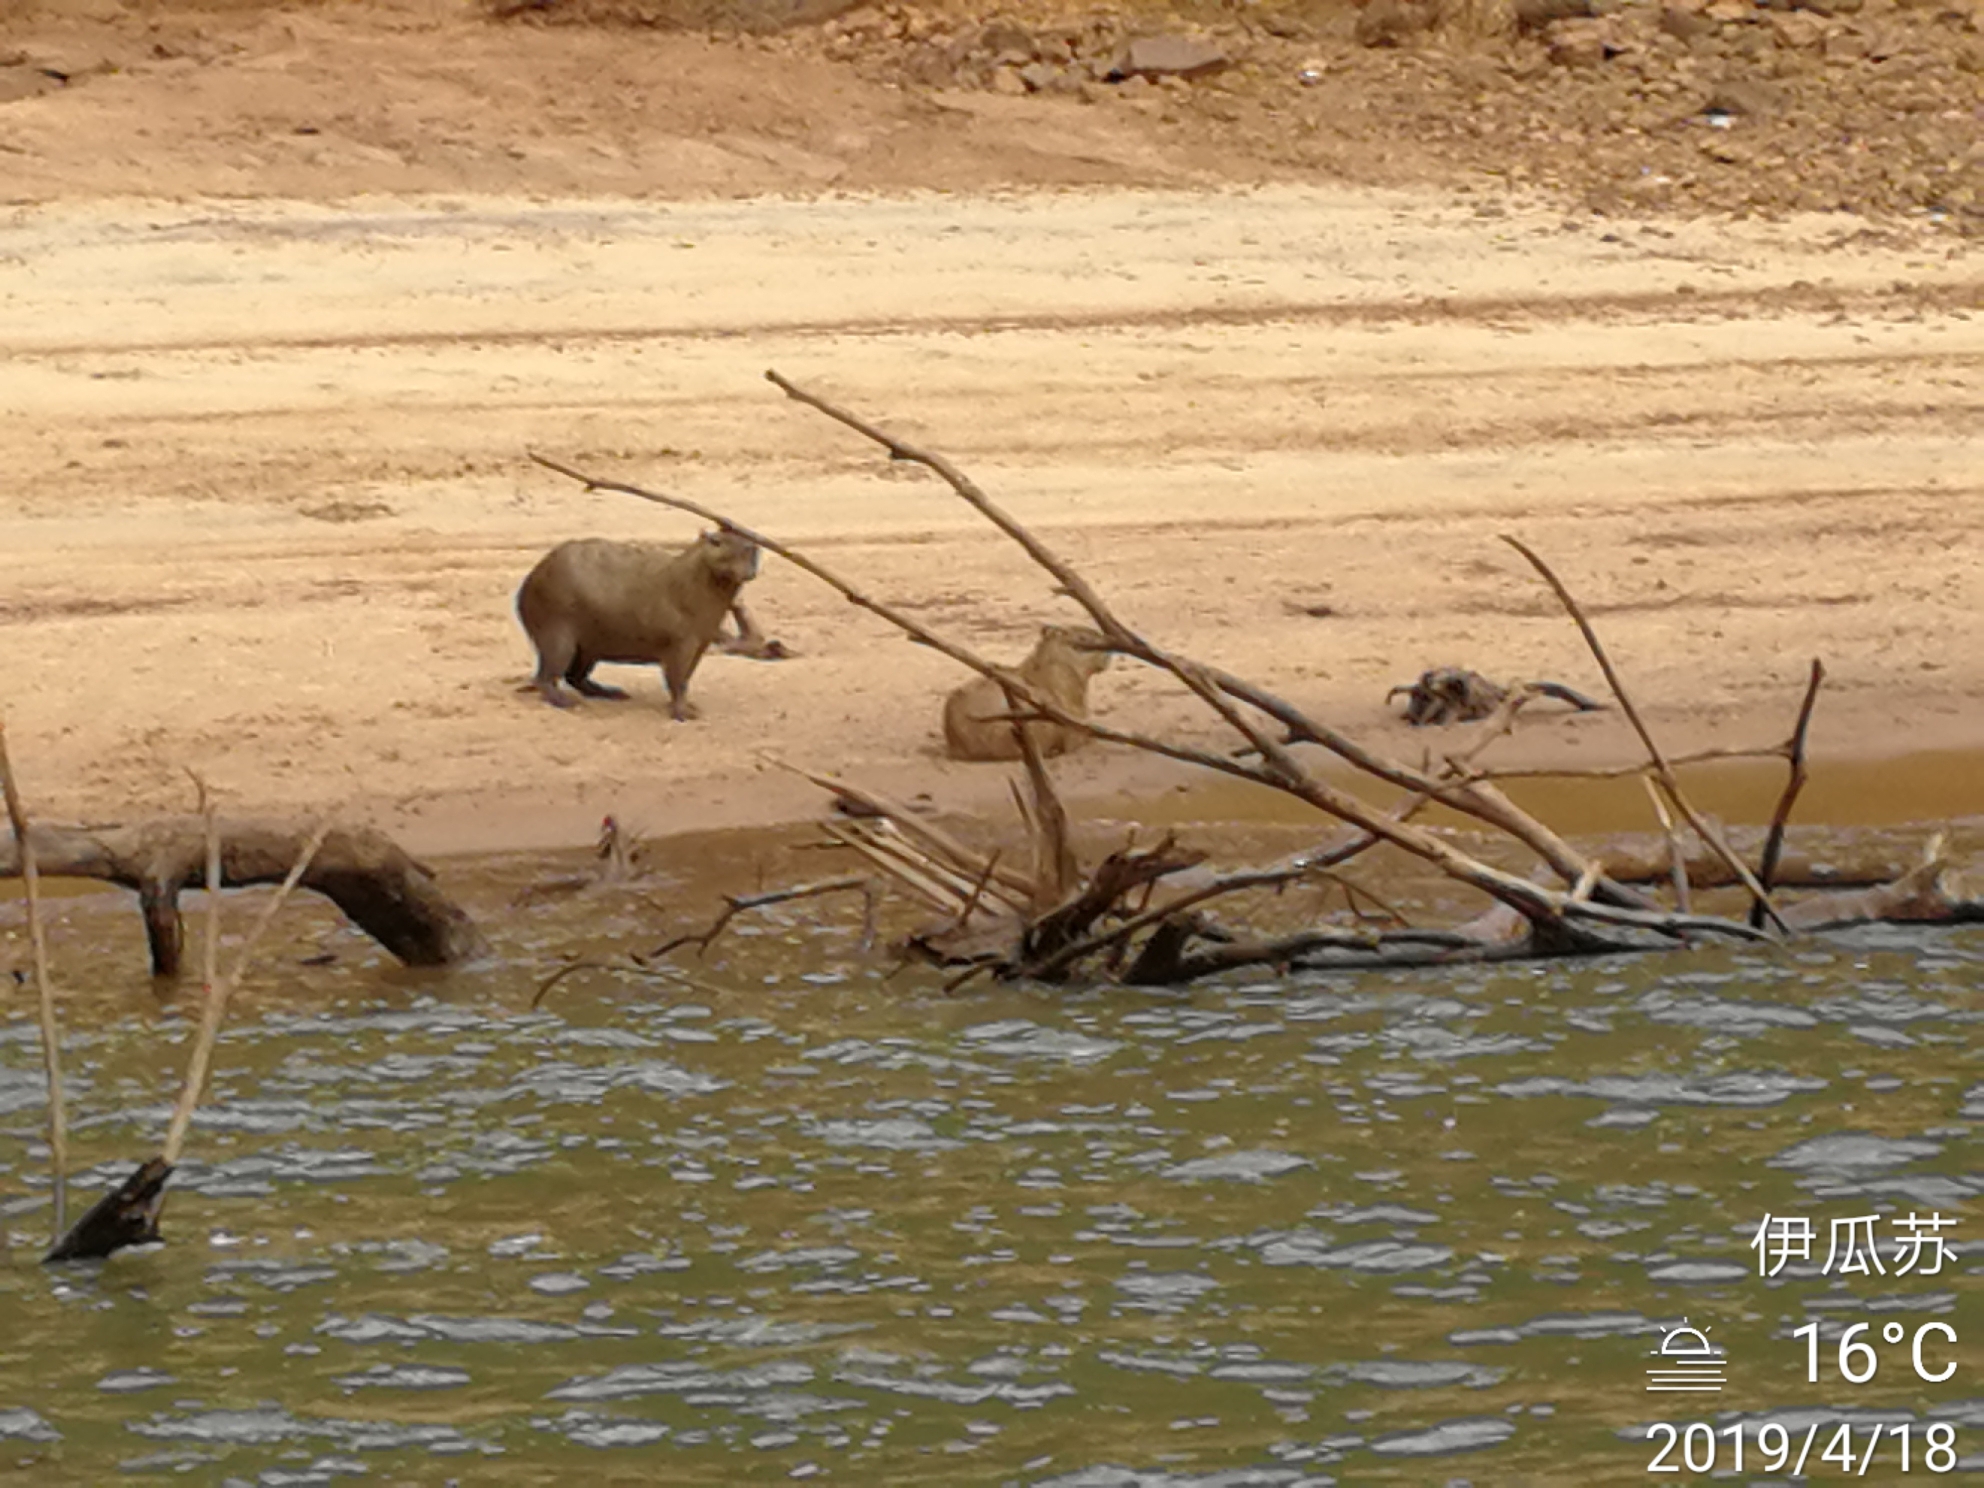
516;530;760;720
943;625;1112;762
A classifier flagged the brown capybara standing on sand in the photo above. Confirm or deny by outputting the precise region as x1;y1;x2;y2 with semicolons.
516;531;760;720
943;625;1113;762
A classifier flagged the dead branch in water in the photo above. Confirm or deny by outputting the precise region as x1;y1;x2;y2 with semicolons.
0;817;488;976
1777;836;1981;931
0;721;68;1245
649;875;879;960
777;762;1035;901
47;816;333;1264
1641;776;1692;916
1014;700;1076;910
1754;659;1825;926
537;380;1978;986
1503;536;1788;932
160;819;332;1167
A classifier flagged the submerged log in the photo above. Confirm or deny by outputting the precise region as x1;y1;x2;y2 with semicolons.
1;818;489;977
43;1158;170;1264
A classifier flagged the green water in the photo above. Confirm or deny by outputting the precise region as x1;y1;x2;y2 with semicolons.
1;843;1978;1485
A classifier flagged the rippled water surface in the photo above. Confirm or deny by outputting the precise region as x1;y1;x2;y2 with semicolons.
2;846;1979;1484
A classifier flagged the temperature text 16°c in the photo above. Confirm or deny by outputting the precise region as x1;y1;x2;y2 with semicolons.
1793;1321;1958;1385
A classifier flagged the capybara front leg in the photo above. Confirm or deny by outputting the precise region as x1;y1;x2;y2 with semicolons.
662;643;705;722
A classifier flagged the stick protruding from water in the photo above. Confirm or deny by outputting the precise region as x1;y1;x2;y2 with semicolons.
0;720;68;1245
161;816;332;1167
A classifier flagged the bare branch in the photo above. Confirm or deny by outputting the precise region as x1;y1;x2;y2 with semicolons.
934;853;1005;943
1502;535;1788;933
794;432;1625;921
649;876;877;959
1753;659;1825;928
1641;774;1691;914
1779;837;1981;931
542;398;1770;954
0;720;67;1245
762;371;1319;792
1020;838;1206;976
1026;860;1342;982
1013;695;1076;909
775;761;1036;901
1463;744;1790;783
823;822;971;912
1131;924;1496;984
161;818;333;1167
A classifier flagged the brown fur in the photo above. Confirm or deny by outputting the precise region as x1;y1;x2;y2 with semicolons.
943;625;1112;762
516;530;759;720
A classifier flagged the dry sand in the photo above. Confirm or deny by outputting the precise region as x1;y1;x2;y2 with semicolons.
2;186;1978;853
0;0;1978;855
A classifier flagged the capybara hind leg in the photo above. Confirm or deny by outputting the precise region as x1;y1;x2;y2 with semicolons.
530;627;581;708
565;655;628;701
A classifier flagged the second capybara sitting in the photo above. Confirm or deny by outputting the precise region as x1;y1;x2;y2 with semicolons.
516;530;760;720
943;624;1113;762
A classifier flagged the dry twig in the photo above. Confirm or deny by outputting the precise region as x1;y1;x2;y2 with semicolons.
161;820;333;1166
0;721;67;1244
1641;774;1692;915
1502;535;1788;932
1753;659;1825;928
650;876;878;959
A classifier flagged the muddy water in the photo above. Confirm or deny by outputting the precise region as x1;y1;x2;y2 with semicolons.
1;835;1979;1484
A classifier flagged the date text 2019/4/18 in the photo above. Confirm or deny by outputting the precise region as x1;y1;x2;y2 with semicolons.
1645;1421;1959;1476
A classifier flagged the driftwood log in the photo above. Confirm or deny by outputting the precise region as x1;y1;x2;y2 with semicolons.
1;818;488;977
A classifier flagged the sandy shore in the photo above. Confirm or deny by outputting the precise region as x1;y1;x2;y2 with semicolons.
1;187;1979;854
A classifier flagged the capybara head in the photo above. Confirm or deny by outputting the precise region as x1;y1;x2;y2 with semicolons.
1041;624;1113;676
698;528;760;586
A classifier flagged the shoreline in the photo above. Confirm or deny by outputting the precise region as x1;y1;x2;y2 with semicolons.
377;730;1984;861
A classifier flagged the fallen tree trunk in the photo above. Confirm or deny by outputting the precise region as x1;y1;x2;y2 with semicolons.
1778;847;1981;932
1600;839;1910;891
1;818;489;976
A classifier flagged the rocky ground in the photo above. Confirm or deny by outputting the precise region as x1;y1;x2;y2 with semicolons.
2;0;1978;225
530;0;1984;224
